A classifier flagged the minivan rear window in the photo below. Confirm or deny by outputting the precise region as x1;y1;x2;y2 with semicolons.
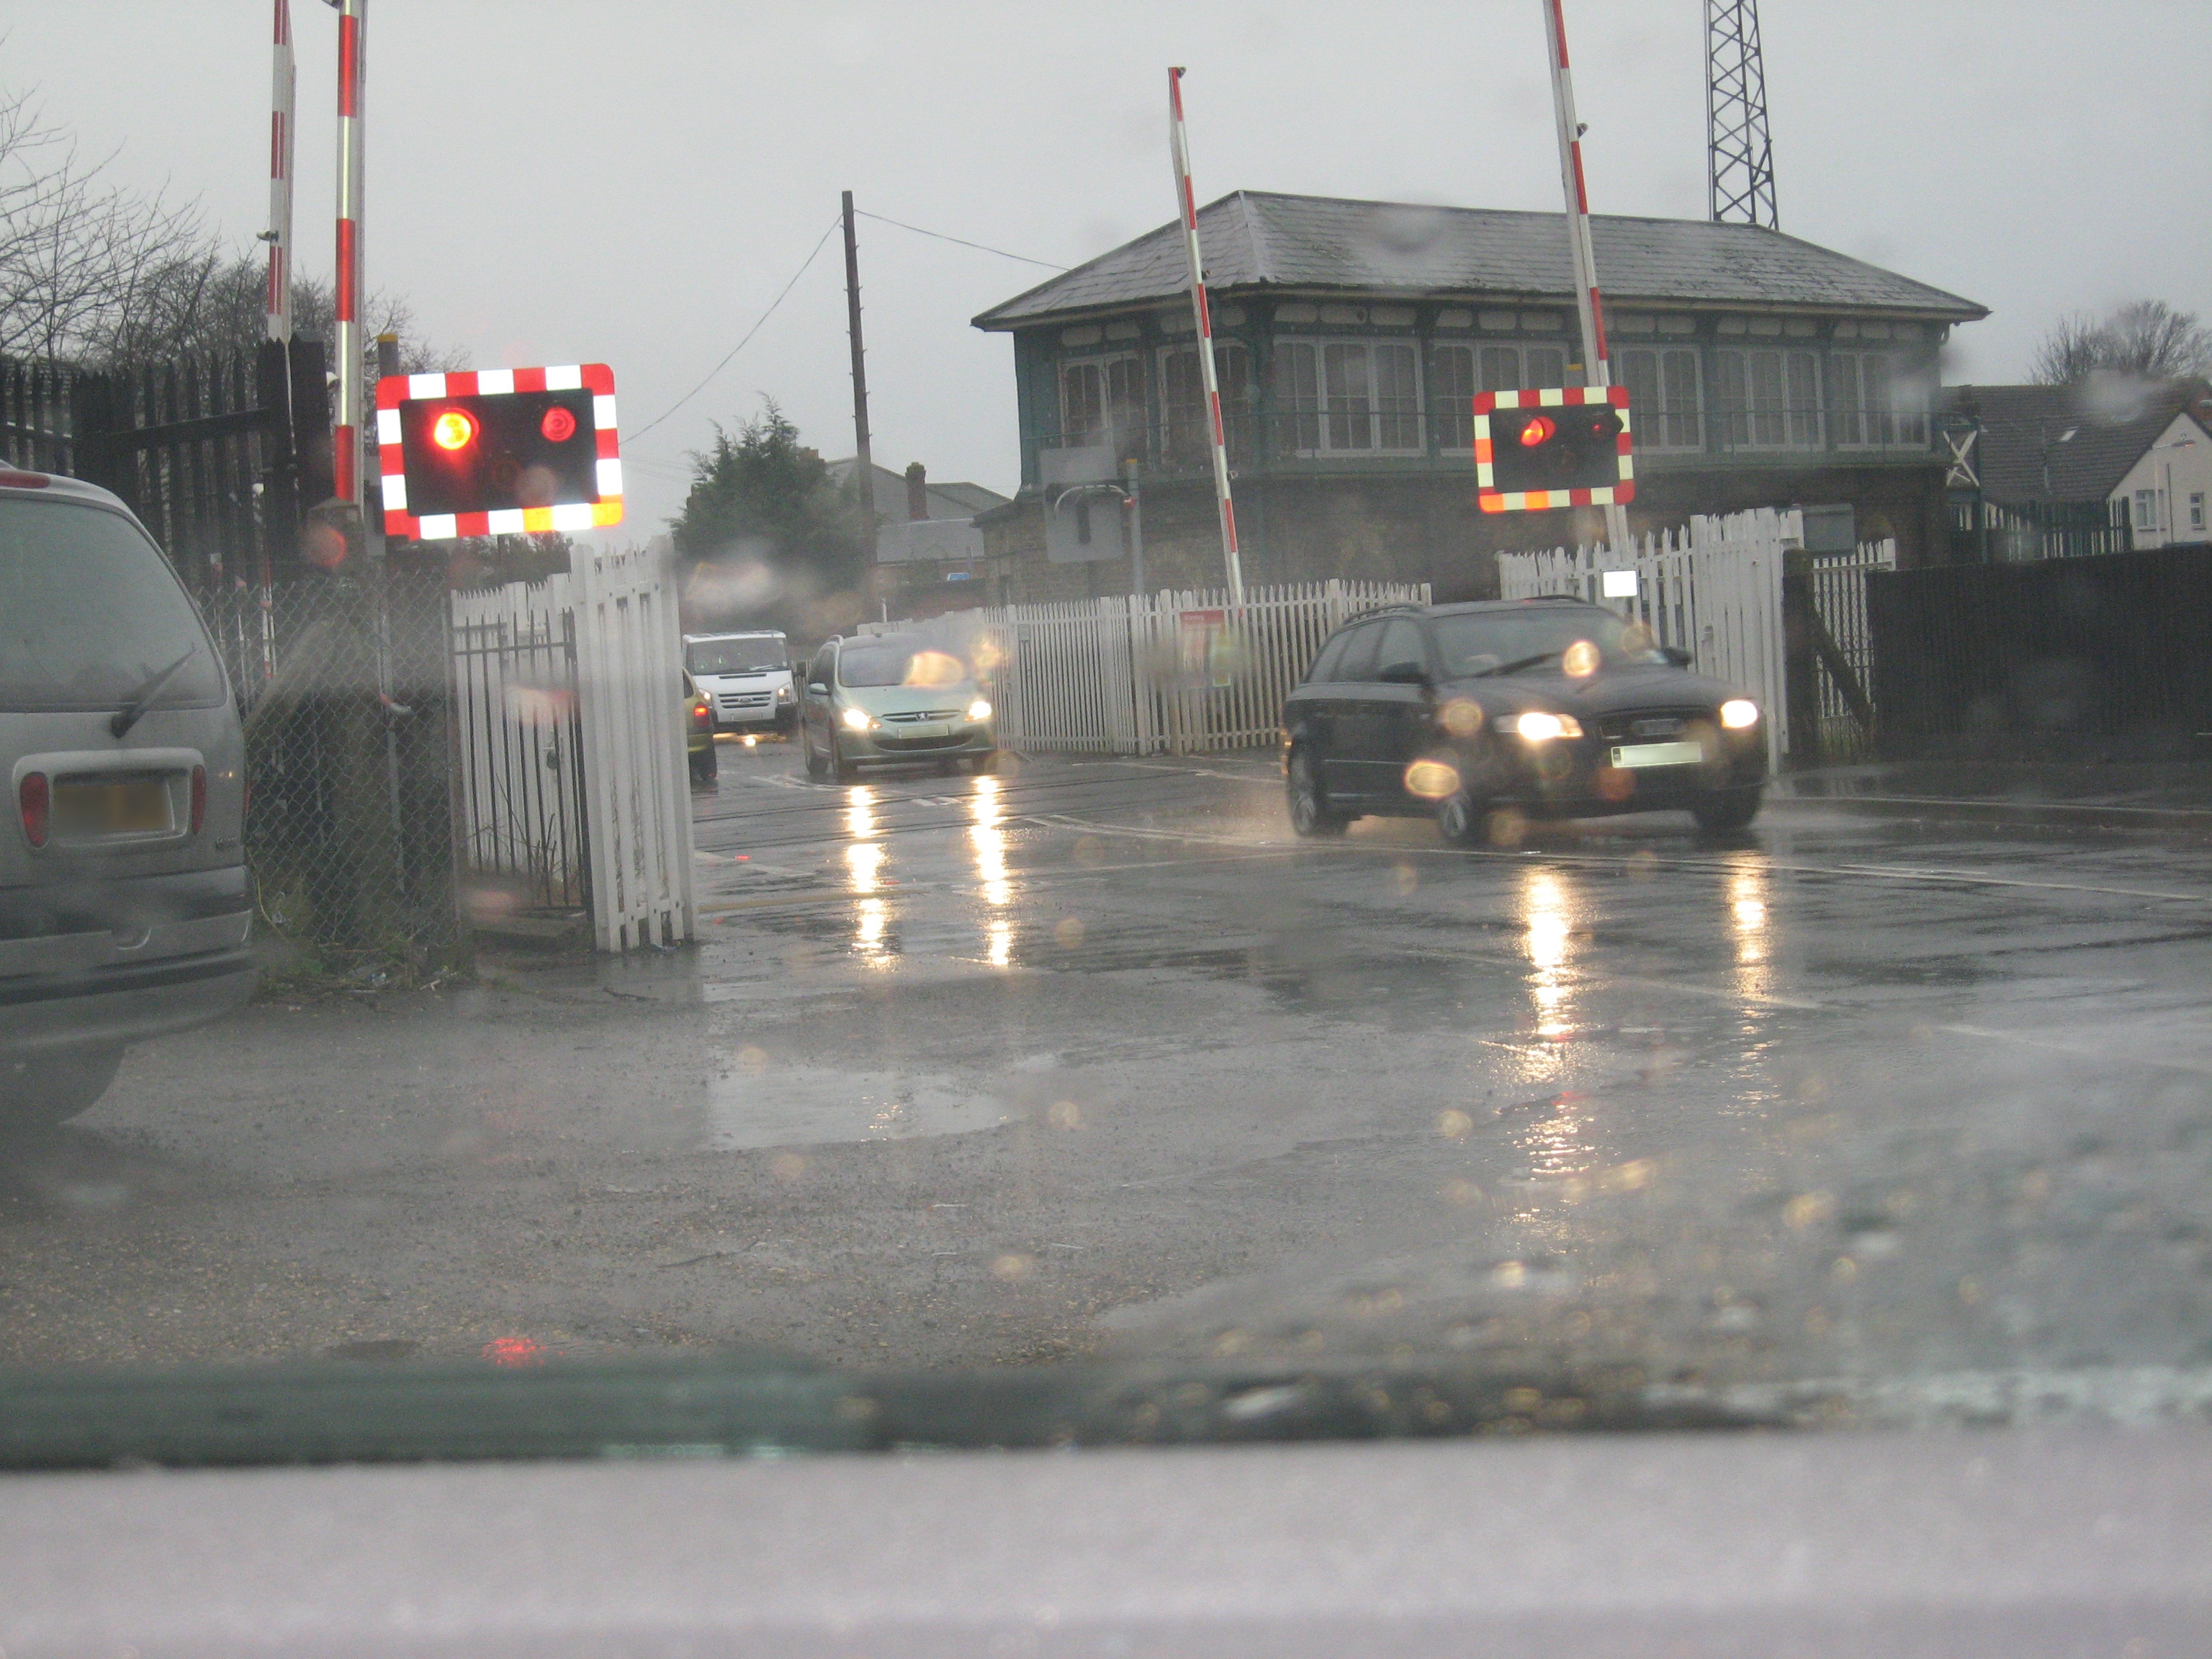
0;498;225;713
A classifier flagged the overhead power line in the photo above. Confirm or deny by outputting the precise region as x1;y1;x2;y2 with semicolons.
855;210;1068;271
628;217;842;443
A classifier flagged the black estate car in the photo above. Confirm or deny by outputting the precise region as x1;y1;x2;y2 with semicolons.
1282;598;1767;842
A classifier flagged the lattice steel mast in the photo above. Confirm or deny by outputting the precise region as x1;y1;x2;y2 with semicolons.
1705;0;1778;228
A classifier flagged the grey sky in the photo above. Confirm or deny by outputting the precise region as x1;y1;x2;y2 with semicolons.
10;1;2209;536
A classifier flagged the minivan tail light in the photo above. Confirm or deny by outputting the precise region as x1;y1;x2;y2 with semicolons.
190;765;207;834
0;468;49;488
19;772;49;848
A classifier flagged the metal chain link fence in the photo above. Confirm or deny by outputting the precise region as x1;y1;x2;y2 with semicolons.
196;565;462;984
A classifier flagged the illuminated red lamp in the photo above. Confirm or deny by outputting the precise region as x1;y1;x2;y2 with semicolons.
1519;415;1557;447
431;409;477;451
541;406;577;443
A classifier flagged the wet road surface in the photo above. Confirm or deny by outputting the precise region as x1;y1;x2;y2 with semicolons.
6;736;2212;1401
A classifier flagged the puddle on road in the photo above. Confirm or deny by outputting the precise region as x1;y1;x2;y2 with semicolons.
709;1062;1013;1150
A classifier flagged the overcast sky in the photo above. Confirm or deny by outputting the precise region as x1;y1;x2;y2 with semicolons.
11;1;2210;536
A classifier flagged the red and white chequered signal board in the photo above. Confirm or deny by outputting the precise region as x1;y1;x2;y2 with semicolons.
1473;384;1635;513
376;362;623;541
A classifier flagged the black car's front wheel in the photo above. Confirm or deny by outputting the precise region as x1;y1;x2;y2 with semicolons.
0;1046;123;1133
1286;749;1349;838
1691;785;1763;832
803;726;829;780
1437;788;1485;846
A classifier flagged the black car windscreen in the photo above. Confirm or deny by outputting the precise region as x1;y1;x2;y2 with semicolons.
1430;609;1661;678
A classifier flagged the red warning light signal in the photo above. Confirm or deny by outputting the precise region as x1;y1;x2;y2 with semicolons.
1473;385;1634;513
376;364;624;541
431;408;477;451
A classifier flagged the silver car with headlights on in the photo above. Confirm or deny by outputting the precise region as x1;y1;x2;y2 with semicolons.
799;634;997;781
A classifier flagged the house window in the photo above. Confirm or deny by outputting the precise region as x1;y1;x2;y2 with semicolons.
1432;344;1475;450
1431;342;1579;450
1476;343;1568;394
1716;348;1822;449
2133;489;2164;533
1615;347;1704;451
1158;342;1251;469
1833;351;1928;449
2190;492;2206;534
1060;354;1144;455
1272;340;1423;456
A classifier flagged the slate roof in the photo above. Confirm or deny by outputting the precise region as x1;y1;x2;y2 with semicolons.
974;191;1987;330
1941;378;2212;504
824;459;1010;521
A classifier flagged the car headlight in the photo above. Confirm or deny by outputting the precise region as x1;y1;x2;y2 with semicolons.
1500;711;1583;741
840;706;873;732
966;698;992;723
1719;698;1759;729
775;683;795;701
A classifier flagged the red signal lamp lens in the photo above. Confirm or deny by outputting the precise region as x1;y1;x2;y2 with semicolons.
1519;415;1557;447
431;409;477;451
541;407;577;443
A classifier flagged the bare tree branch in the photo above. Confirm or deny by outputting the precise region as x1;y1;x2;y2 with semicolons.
2032;300;2212;385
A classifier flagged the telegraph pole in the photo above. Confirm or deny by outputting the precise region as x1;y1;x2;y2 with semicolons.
841;191;876;574
1538;0;1630;555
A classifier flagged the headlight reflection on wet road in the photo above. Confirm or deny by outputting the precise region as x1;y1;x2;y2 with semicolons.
1520;868;1578;1040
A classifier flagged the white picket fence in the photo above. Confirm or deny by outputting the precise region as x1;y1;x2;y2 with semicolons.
888;579;1429;756
450;541;695;953
1498;507;1795;771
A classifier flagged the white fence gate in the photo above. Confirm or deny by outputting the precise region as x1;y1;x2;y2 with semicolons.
450;541;695;953
886;579;1428;756
1807;537;1897;760
1498;507;1794;771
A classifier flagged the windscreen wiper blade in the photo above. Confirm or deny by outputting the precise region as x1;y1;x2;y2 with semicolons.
109;646;199;739
1473;651;1560;678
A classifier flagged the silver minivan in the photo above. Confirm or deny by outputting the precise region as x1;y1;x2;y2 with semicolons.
1;469;256;1130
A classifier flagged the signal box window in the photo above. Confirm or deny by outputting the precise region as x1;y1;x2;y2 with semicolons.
1060;355;1144;455
1616;347;1704;451
1158;342;1251;470
1715;348;1822;450
1272;341;1423;457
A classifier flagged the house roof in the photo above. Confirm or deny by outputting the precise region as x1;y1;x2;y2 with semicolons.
824;459;1010;521
974;191;1987;330
1941;377;2212;504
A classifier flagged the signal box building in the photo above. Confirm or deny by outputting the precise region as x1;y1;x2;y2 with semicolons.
969;192;1987;603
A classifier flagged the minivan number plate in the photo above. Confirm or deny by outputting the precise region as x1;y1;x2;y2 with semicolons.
54;778;172;835
1610;740;1705;769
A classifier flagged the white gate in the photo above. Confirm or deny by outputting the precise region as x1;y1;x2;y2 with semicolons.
449;541;695;953
1498;507;1794;771
890;579;1427;756
1807;537;1897;760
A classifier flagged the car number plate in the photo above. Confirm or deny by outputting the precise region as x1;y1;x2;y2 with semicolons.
1610;740;1705;769
54;777;174;835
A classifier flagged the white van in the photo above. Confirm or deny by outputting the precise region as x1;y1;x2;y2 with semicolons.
683;631;796;734
1;469;256;1130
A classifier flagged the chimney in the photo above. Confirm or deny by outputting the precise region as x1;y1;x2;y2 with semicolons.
905;461;928;522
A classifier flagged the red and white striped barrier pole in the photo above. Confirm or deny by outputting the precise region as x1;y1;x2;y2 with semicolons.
1539;0;1630;554
264;0;295;343
1167;68;1244;607
333;0;365;508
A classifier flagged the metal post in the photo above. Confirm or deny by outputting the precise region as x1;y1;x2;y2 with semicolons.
1167;68;1244;606
842;191;876;572
333;0;365;509
1537;1;1632;556
264;0;296;343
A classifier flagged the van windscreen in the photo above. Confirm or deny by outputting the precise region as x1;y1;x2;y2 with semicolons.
685;637;788;675
0;498;225;713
